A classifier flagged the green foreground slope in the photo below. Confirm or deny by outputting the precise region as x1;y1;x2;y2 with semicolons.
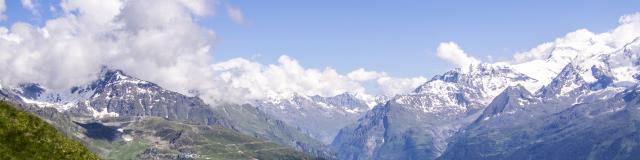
0;101;99;160
89;117;316;159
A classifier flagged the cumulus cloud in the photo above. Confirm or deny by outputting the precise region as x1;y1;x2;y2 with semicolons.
0;0;435;104
226;5;244;24
0;0;6;21
0;0;224;102
436;42;480;69
513;12;640;63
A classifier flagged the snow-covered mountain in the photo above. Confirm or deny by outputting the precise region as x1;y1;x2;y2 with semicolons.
435;41;640;159
473;84;539;123
252;92;388;144
409;63;539;114
440;76;637;160
12;69;226;124
331;37;640;160
12;67;390;147
331;63;540;160
5;68;332;158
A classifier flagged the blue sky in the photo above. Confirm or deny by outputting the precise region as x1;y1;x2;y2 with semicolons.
3;0;640;78
205;0;640;78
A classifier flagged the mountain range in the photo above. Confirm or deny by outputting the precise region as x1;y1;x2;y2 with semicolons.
0;68;330;159
329;37;640;160
2;37;640;159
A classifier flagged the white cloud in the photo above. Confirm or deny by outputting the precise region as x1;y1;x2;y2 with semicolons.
226;5;244;24
0;0;426;105
376;76;427;96
60;0;124;25
347;68;387;81
619;12;640;24
213;55;366;101
436;42;480;69
211;56;427;101
0;0;6;21
20;0;38;15
513;12;640;64
0;0;223;103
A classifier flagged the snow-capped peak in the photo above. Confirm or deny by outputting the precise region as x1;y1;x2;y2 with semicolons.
413;63;538;103
12;68;158;113
536;63;587;98
96;68;149;85
388;37;640;116
476;84;538;122
388;63;541;115
512;36;640;90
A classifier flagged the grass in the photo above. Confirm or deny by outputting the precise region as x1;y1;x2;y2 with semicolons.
0;101;99;160
130;117;317;159
106;140;149;160
0;101;317;159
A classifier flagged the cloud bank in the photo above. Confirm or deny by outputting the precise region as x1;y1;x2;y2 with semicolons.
512;13;640;63
212;55;427;100
436;12;640;76
0;0;425;105
0;0;223;102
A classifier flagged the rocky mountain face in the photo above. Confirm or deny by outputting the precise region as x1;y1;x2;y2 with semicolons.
331;38;640;160
14;69;228;126
0;87;22;104
3;68;329;159
331;64;539;160
473;84;539;123
440;85;638;160
252;92;384;144
437;43;640;159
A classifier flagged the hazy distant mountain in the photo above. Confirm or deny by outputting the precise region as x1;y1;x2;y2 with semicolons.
252;92;387;144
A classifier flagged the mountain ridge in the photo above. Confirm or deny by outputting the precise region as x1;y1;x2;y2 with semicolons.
3;68;332;159
330;36;640;160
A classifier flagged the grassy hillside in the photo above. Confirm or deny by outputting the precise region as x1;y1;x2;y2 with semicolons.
215;104;332;158
0;101;99;160
91;117;316;159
